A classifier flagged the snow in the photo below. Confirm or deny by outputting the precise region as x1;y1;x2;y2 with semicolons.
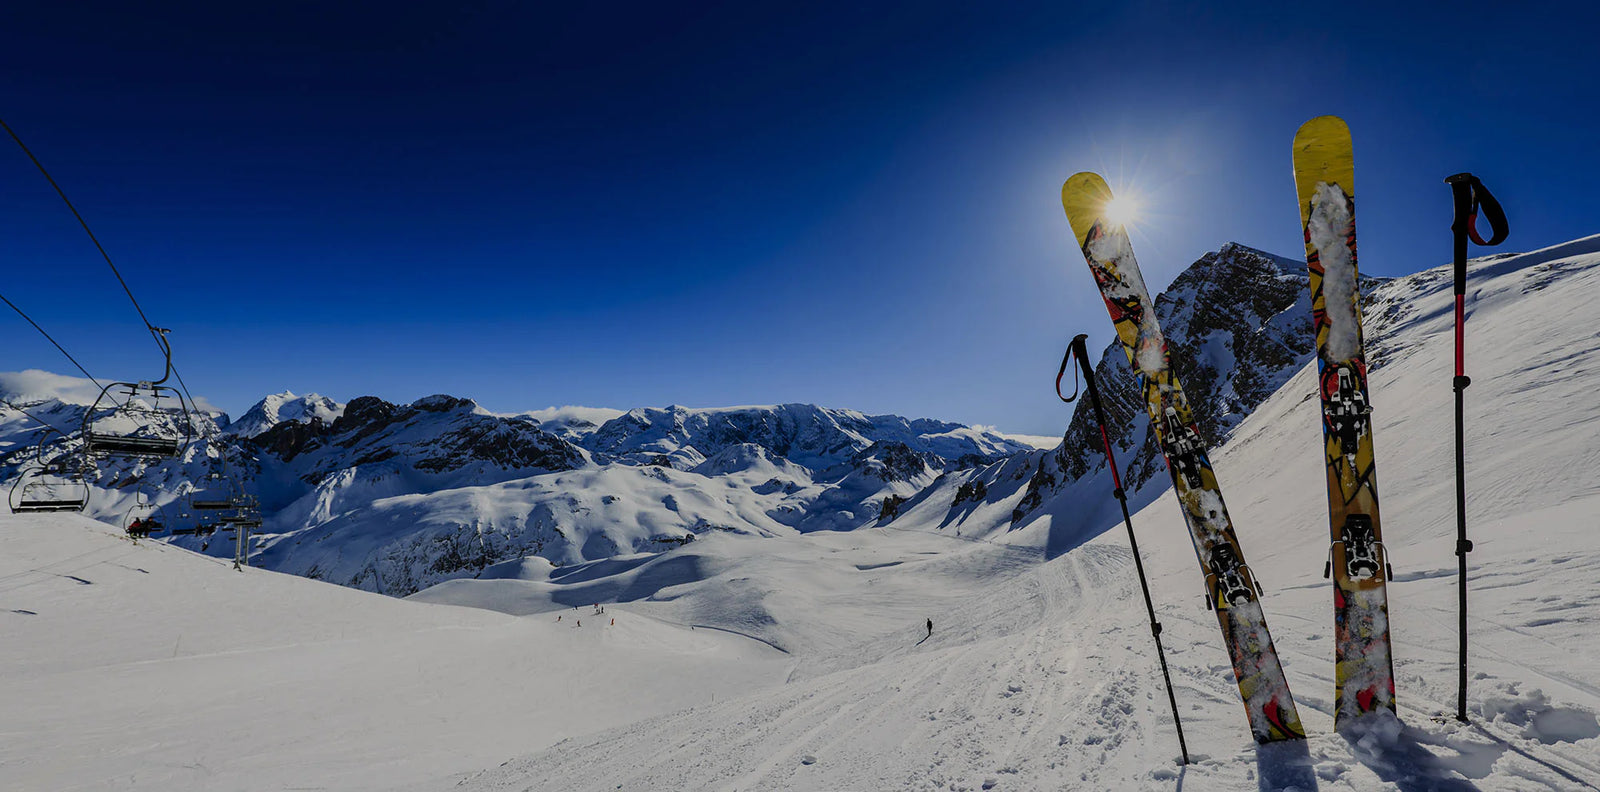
228;390;344;437
982;430;1062;450
0;515;790;791
514;404;626;440
1087;226;1169;375
439;237;1600;790
1308;181;1362;362
5;236;1600;790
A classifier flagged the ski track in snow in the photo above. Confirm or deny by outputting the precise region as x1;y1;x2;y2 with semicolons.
6;237;1600;791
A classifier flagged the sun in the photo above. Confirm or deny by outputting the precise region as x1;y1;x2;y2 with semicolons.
1103;194;1141;226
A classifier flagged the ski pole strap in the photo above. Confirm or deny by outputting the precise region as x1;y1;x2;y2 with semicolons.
1055;335;1085;403
1446;173;1510;293
1465;177;1508;247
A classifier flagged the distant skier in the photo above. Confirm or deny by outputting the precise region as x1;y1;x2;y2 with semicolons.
926;618;933;638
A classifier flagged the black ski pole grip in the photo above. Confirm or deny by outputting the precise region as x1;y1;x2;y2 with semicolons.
1447;173;1510;294
1447;174;1475;295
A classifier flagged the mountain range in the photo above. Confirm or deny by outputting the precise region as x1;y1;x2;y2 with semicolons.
3;242;1342;595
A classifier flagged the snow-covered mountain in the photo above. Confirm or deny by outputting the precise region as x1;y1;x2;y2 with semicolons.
0;242;1330;597
585;403;1030;471
3;380;1039;597
227;390;344;437
242;399;1033;594
512;405;626;442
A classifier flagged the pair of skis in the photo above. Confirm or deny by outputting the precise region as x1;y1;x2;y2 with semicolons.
1059;116;1393;742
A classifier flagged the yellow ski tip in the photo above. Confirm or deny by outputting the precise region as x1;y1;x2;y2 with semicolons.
1295;114;1349;143
1061;171;1114;248
1292;115;1355;226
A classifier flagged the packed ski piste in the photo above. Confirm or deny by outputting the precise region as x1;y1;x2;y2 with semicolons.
6;112;1600;792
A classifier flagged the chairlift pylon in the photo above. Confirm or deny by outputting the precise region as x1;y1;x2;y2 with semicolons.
82;329;194;459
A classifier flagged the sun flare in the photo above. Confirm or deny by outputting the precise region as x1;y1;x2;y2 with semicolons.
1103;195;1141;226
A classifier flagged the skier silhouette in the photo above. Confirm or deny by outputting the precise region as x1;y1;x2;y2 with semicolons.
926;618;933;638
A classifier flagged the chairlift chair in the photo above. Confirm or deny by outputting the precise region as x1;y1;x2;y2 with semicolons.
8;462;90;513
122;495;169;538
7;430;92;514
82;330;194;459
189;473;238;511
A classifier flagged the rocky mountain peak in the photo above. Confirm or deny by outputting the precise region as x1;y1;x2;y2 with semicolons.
231;391;345;438
1037;241;1319;516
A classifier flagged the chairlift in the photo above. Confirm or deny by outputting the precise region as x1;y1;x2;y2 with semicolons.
9;461;90;513
82;330;194;459
122;494;169;538
188;471;239;511
165;489;217;536
7;430;92;514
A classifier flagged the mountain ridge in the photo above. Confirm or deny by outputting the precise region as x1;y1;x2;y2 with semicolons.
3;240;1354;594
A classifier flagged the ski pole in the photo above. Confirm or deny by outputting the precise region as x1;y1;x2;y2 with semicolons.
1444;173;1508;723
1058;333;1189;764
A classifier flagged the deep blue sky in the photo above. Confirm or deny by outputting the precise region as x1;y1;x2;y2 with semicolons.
1;2;1593;434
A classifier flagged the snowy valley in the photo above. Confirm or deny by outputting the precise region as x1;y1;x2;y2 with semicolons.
4;238;1600;790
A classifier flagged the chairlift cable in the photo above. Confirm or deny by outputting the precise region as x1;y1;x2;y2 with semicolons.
0;290;106;390
2;115;202;430
0;116;167;348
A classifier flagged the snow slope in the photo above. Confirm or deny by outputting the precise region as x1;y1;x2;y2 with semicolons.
0;514;790;791
427;238;1600;790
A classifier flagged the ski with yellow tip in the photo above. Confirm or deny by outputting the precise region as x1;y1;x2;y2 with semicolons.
1061;172;1305;744
1292;115;1397;727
